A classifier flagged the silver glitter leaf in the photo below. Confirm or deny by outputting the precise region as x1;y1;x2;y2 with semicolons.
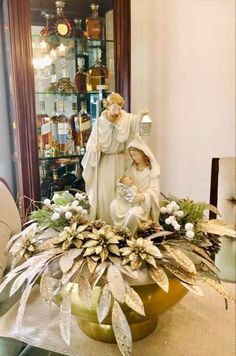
112;300;132;356
60;288;72;345
119;265;139;280
164;244;197;274
180;281;204;296
16;283;34;327
97;283;111;323
149;266;169;293
10;270;30;297
107;265;126;303
59;254;74;273
89;262;107;288
62;259;84;285
40;268;61;302
125;284;145;316
77;274;92;308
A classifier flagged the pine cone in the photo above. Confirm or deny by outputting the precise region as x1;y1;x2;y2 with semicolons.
137;221;163;239
87;219;107;231
205;234;221;255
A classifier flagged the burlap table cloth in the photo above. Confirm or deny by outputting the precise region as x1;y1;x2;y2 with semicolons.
0;283;235;356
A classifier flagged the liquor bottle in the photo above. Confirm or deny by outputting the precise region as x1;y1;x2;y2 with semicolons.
48;0;73;38
49;168;65;199
87;51;109;92
74;18;87;53
40;161;53;198
47;64;58;94
74;58;87;93
70;102;80;154
61;163;77;189
78;101;91;154
86;3;104;40
36;101;50;157
57;101;69;155
50;102;59;156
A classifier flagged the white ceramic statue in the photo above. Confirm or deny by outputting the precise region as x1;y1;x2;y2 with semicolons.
81;92;149;223
110;138;160;234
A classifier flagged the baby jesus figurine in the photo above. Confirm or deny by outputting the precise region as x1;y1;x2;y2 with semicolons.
116;175;141;204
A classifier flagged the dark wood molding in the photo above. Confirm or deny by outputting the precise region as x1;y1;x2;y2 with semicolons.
114;0;131;112
7;0;40;213
209;157;219;220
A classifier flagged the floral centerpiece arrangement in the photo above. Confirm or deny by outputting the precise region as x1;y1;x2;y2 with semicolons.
0;191;235;356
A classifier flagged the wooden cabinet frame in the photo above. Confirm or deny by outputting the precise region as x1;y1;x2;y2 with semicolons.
6;0;130;214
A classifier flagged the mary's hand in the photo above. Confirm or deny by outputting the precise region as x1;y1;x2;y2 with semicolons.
133;193;145;204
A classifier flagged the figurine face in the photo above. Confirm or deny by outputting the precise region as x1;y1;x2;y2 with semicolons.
129;149;144;165
122;176;133;186
108;103;122;121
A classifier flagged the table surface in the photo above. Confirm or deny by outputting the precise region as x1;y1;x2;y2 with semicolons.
0;283;235;356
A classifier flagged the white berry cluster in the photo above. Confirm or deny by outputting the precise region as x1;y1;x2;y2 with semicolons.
160;201;195;239
43;192;88;222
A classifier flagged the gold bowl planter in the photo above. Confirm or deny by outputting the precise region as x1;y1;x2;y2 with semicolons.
56;279;188;343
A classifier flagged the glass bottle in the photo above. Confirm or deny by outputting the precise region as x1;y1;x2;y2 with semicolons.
70;102;80;154
57;101;69;155
61;162;77;189
50;102;59;156
49;168;65;199
48;0;73;38
87;51;109;92
40;161;52;199
86;3;104;40
74;58;87;93
74;18;87;54
36;101;50;157
47;64;58;94
78;101;91;154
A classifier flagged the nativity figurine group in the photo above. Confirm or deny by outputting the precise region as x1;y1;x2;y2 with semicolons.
81;92;160;234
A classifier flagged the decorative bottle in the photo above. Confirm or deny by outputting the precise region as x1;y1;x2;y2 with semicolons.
87;50;109;92
86;3;104;40
48;0;73;38
57;101;69;155
37;101;51;157
70;102;80;154
50;102;59;156
77;101;91;154
49;168;65;199
74;18;87;53
74;58;87;93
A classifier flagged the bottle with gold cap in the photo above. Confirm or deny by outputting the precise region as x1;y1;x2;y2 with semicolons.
86;3;104;40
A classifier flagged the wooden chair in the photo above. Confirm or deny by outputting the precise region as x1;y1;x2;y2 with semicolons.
210;158;236;282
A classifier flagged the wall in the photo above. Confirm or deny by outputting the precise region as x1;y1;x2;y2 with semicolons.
131;0;235;202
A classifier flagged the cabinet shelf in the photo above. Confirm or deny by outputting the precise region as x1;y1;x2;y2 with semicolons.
39;154;84;161
35;91;110;96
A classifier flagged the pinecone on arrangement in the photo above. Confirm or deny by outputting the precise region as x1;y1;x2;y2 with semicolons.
112;226;132;240
87;219;107;231
137;221;164;240
205;234;221;255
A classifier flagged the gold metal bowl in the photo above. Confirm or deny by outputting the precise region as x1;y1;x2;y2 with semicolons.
56;279;188;343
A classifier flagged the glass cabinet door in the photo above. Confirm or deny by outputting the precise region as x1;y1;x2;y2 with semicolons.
3;0;130;214
30;0;117;200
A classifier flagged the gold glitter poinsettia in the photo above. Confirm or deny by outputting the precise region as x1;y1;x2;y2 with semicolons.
83;227;123;262
121;238;163;270
56;223;87;250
